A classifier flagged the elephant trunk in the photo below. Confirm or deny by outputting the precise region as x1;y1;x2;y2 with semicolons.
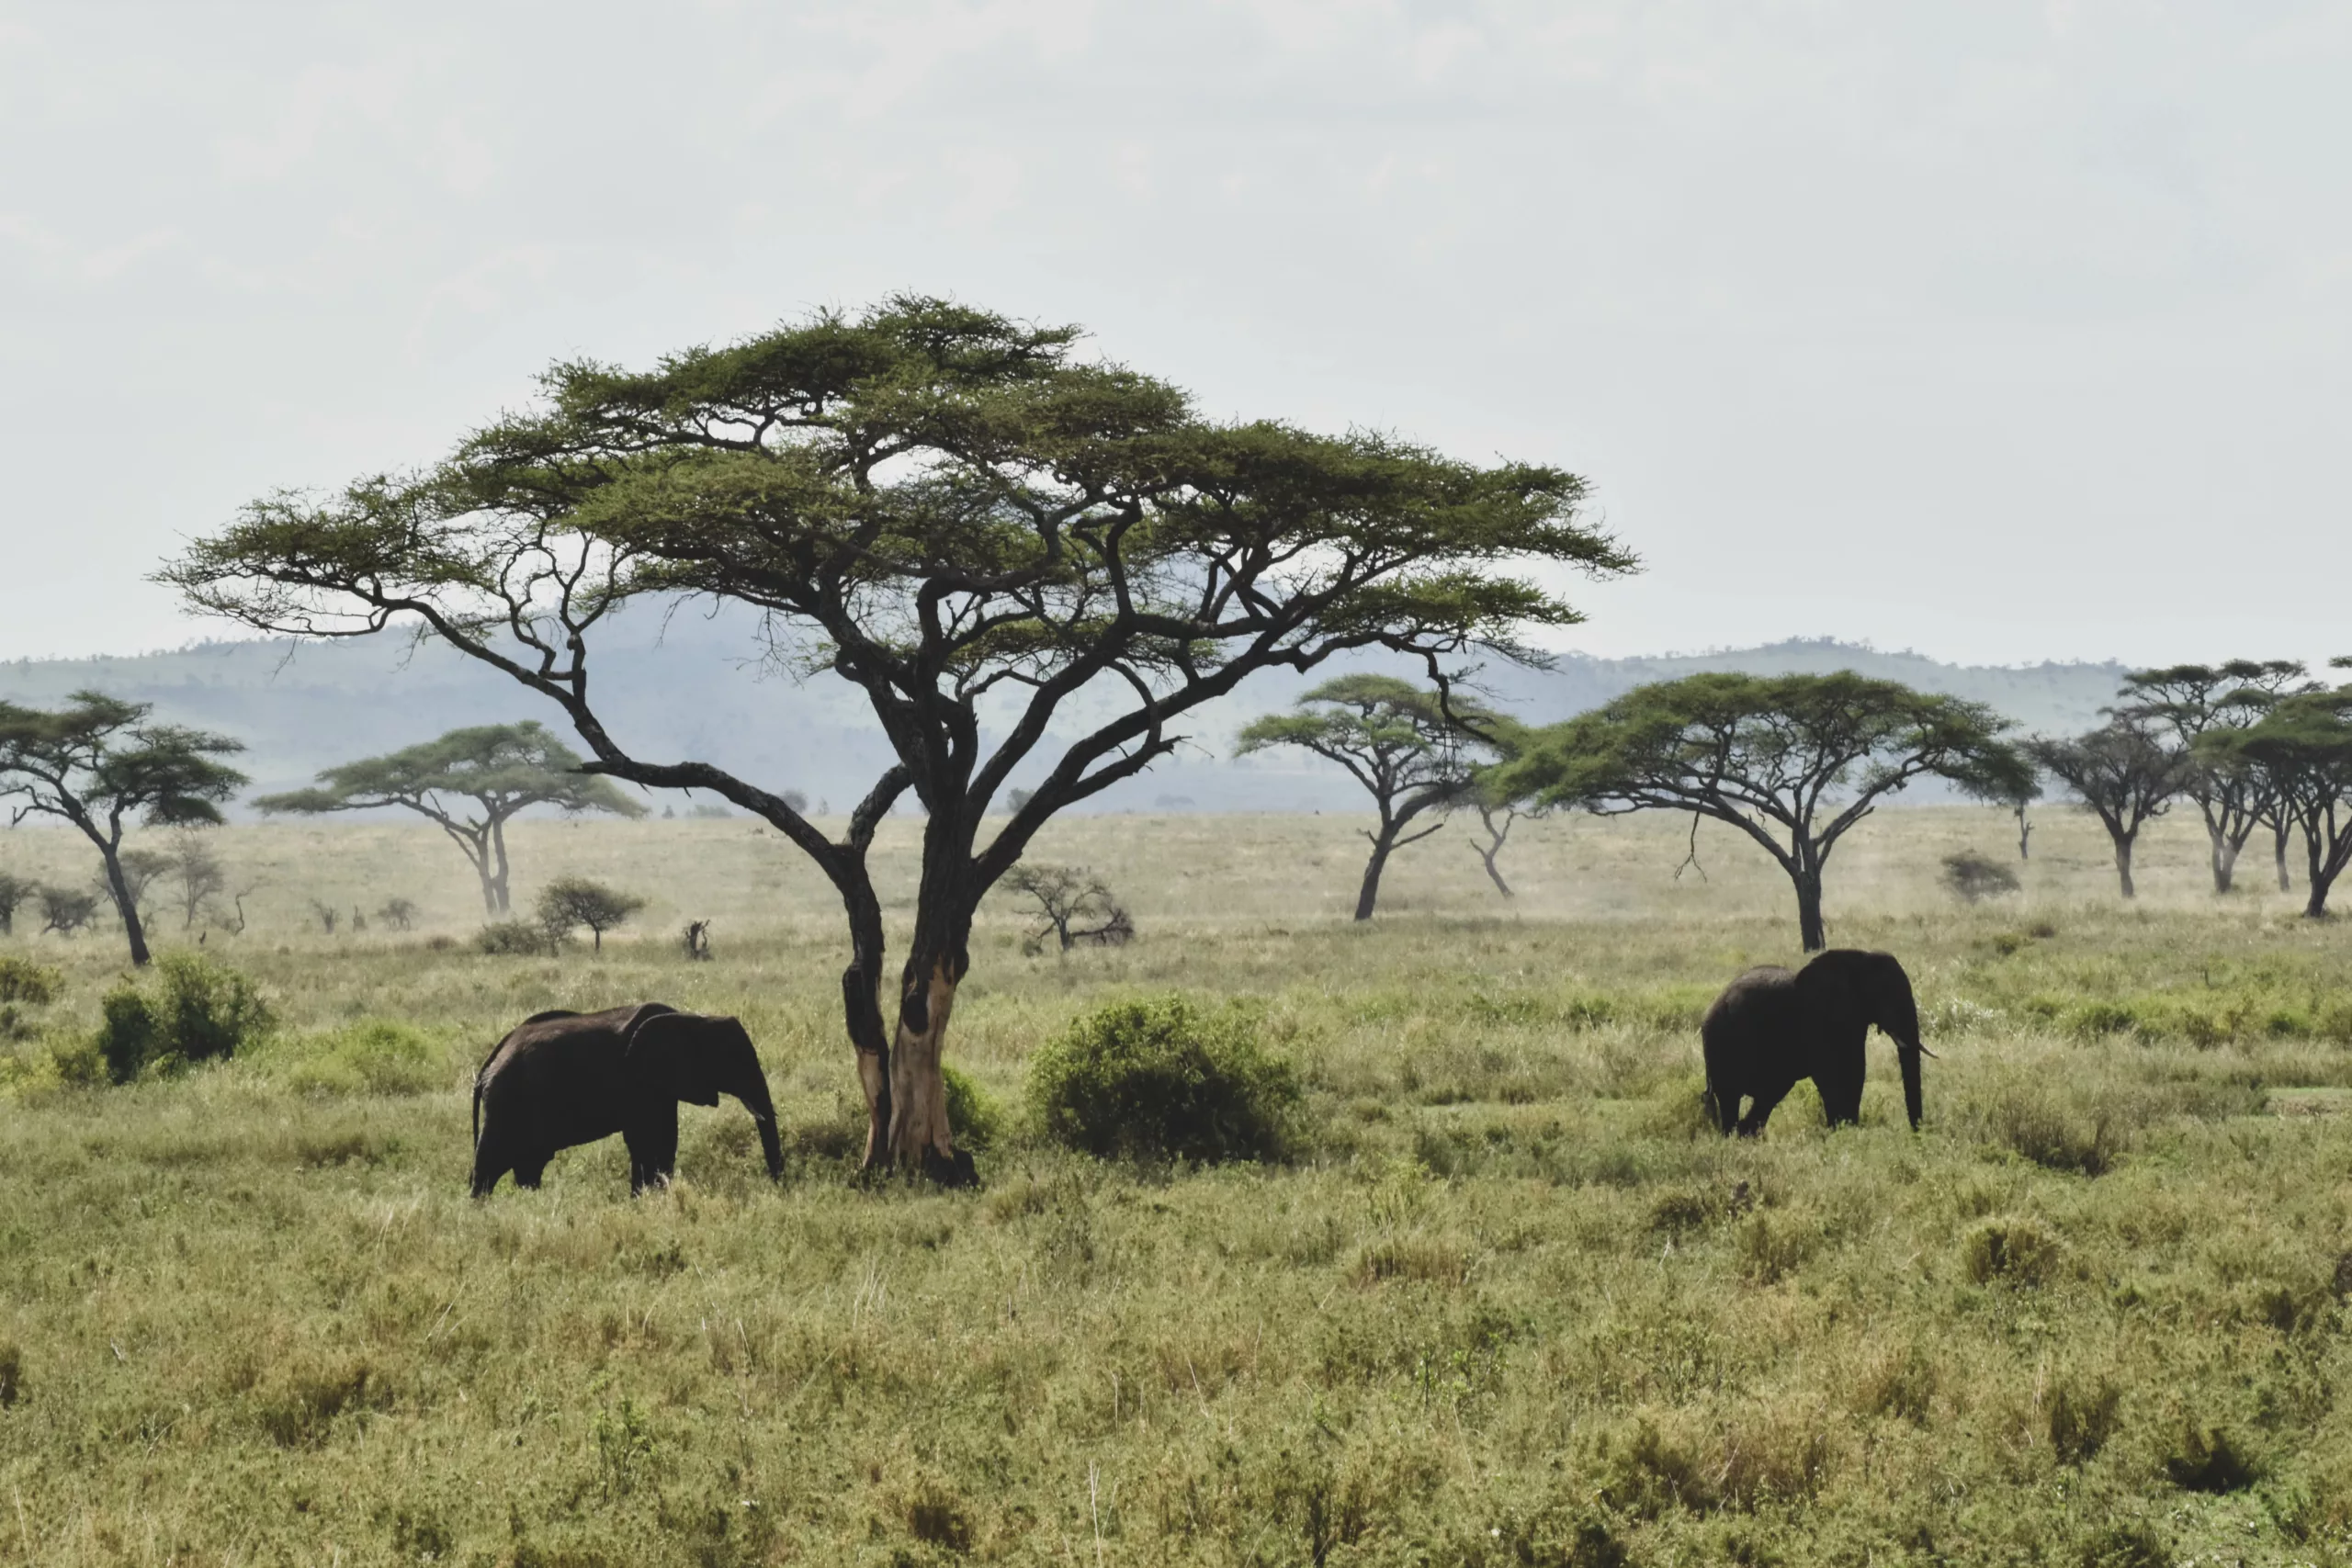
734;1066;786;1180
1887;983;1925;1131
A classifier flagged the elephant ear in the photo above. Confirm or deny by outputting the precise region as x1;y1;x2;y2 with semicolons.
623;1007;720;1105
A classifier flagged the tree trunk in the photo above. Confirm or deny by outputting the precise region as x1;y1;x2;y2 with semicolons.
2114;831;2137;899
1354;832;1396;921
2211;825;2238;895
886;950;971;1182
2276;823;2294;892
2305;826;2342;919
490;818;514;913
2017;809;2030;862
1792;867;1826;953
1477;845;1512;897
100;848;153;967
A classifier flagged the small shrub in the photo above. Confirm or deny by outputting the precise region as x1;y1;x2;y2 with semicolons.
941;1064;1002;1152
284;1020;443;1096
0;955;60;1007
1026;994;1302;1164
2049;1376;2122;1463
0;1340;21;1406
1985;1091;2119;1176
1856;1342;1939;1426
254;1356;388;1447
1963;1216;2064;1287
95;954;272;1083
476;919;557;956
376;897;419;931
2164;1423;2257;1493
1941;849;2020;902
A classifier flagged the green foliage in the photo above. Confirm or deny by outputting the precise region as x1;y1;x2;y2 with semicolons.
94;953;272;1082
277;1020;444;1096
255;720;646;825
537;875;648;951
940;1063;1002;1153
0;953;61;1042
1027;994;1302;1163
476;919;557;956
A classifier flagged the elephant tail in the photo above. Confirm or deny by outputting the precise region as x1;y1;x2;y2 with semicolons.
471;1070;483;1154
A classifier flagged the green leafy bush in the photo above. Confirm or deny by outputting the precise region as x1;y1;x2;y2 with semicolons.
95;953;271;1083
1026;994;1302;1163
2164;1424;2257;1493
475;919;557;956
941;1064;1002;1152
1963;1215;2065;1287
281;1020;444;1096
0;954;59;1007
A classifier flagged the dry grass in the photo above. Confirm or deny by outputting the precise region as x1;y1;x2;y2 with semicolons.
1;804;2349;1563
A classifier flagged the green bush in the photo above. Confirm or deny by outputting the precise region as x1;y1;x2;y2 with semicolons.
95;953;271;1083
2164;1424;2257;1493
476;919;557;956
1026;994;1302;1163
0;954;59;1007
281;1020;444;1096
941;1064;1002;1152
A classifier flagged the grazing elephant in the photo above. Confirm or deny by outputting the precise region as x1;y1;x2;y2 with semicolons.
1701;950;1928;1136
470;1003;786;1196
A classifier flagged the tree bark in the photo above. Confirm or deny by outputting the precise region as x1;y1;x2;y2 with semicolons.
1477;845;1512;897
1793;866;1826;953
2017;808;2031;862
2276;823;2294;892
490;818;514;913
2114;832;2137;899
100;847;153;967
2211;830;2240;895
1355;832;1396;921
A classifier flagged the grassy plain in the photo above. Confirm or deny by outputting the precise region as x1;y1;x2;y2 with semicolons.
3;804;2351;1565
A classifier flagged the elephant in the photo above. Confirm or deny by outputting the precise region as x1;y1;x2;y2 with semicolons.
1700;949;1928;1136
470;1003;786;1195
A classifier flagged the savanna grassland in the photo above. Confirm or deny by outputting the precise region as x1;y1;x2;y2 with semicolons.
4;804;2352;1566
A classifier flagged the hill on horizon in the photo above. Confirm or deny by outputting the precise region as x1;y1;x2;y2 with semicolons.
0;619;2132;817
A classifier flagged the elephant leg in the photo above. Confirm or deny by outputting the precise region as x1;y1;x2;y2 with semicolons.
471;1124;512;1197
514;1157;548;1190
1816;1070;1864;1127
1704;1080;1741;1135
1736;1078;1794;1136
624;1105;680;1195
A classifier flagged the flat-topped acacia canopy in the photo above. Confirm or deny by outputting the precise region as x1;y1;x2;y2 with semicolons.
164;295;1634;1179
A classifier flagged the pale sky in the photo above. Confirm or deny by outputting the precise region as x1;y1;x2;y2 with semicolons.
2;2;2345;671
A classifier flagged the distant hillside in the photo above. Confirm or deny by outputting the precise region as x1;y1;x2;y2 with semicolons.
0;615;2130;816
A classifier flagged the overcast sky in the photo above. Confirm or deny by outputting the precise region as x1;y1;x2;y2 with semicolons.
2;2;2344;671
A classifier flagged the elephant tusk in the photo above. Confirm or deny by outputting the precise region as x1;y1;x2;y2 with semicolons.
1909;1043;1939;1060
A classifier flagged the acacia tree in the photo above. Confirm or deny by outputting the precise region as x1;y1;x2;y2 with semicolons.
254;721;646;913
536;875;647;952
2024;719;2186;899
1237;674;1506;919
2117;660;2309;893
164;296;1630;1180
2199;668;2352;919
0;692;246;965
1501;671;2027;951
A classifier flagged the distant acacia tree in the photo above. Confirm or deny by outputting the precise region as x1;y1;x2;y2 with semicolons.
165;296;1628;1179
255;721;646;914
2025;719;2187;899
2199;667;2352;919
1001;863;1135;953
1504;672;2028;951
36;885;99;935
2118;660;2309;893
0;692;246;965
164;827;229;931
1238;675;1507;919
536;875;647;952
